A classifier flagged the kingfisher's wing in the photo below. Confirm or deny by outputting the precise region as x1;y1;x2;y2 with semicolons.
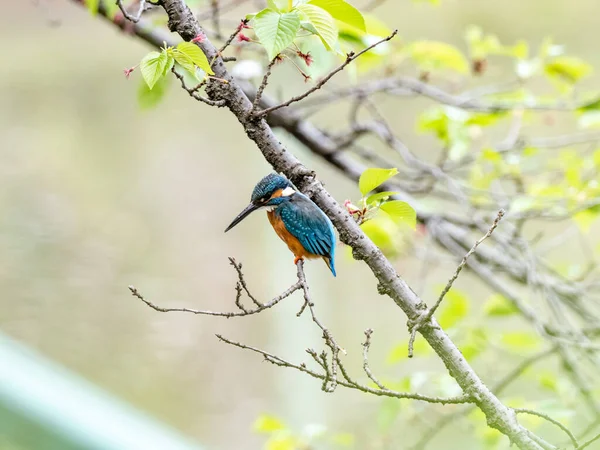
278;193;336;260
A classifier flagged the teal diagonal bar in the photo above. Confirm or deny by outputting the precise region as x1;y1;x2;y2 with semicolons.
0;332;204;450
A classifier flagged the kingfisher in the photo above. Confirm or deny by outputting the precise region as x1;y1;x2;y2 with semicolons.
225;173;336;276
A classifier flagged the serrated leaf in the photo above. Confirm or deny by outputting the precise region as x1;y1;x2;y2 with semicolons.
172;50;197;76
308;0;365;31
296;4;338;50
254;414;286;434
483;294;518;316
176;42;214;75
254;9;301;59
358;168;398;195
379;200;416;229
137;76;169;110
140;51;169;90
500;331;541;352
366;191;399;205
437;289;470;329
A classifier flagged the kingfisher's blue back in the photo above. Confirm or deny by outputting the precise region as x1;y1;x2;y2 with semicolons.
273;191;336;276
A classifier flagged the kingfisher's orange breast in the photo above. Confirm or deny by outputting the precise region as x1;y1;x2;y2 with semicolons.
267;211;318;259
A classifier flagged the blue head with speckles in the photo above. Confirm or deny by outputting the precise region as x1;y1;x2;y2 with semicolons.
225;173;294;232
250;173;292;203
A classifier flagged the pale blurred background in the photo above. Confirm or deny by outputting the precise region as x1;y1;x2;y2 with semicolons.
1;1;599;449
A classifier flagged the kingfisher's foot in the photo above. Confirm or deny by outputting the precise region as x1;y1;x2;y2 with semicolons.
294;256;304;265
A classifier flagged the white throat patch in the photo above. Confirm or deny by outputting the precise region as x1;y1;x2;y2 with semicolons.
281;186;295;197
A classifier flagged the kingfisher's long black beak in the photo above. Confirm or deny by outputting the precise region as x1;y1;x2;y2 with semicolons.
225;203;260;232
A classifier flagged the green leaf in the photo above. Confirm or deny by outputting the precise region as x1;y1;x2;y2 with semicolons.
538;371;558;392
360;214;400;255
545;56;592;84
85;0;99;15
137;76;169;110
380;201;417;229
437;289;470;329
365;191;399;205
254;9;301;59
176;42;214;75
140;51;169;90
296;4;338;50
254;414;286;434
483;294;518;316
408;40;469;74
331;433;354;447
308;0;365;31
172;50;196;76
358;168;398;195
500;331;541;352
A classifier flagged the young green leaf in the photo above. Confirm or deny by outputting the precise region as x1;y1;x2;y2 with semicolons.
172;50;201;81
138;76;169;110
483;293;518;316
140;50;169;90
544;56;592;84
501;331;541;352
358;168;398;195
86;0;99;16
254;414;286;433
308;0;365;31
380;200;417;229
176;42;214;75
254;9;301;59
366;191;399;205
296;4;338;50
408;40;469;74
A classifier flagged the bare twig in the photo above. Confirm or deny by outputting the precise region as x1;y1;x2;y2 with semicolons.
362;329;386;390
171;68;227;106
254;30;398;117
128;257;301;317
296;259;342;392
116;0;146;22
579;431;600;450
408;209;505;357
218;18;248;53
216;334;473;404
514;408;578;449
252;57;278;112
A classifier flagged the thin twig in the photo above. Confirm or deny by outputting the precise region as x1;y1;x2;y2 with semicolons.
128;256;301;317
579;431;600;450
253;30;398;117
216;334;473;404
171;67;227;106
296;259;342;392
410;346;559;450
362;329;386;390
408;209;505;358
514;408;578;449
252;57;278;112
218;19;248;53
116;0;146;22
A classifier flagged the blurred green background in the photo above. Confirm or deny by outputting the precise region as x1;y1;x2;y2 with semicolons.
1;1;599;449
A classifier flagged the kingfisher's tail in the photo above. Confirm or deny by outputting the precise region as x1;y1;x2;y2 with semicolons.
323;256;336;277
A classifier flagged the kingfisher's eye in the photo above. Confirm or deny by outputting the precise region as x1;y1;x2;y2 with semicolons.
260;196;269;202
